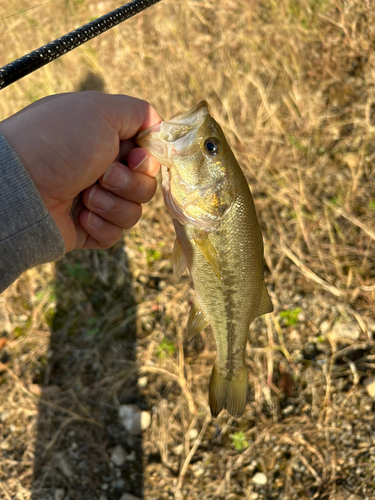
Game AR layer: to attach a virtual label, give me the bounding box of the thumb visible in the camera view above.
[94,93,162,140]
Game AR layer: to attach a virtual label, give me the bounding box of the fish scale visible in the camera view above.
[136,101,273,418]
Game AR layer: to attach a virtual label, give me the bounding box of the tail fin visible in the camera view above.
[209,362,248,418]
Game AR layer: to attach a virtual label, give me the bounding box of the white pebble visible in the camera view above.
[188,429,198,440]
[329,321,360,344]
[110,444,127,467]
[55,452,73,478]
[173,444,184,455]
[119,493,141,500]
[363,377,375,399]
[54,489,65,500]
[137,376,148,388]
[141,411,151,431]
[0,410,10,423]
[119,405,151,435]
[248,493,259,500]
[252,472,267,485]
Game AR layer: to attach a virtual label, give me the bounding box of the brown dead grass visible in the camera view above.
[1,0,375,499]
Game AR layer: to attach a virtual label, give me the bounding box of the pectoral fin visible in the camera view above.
[172,238,187,282]
[255,285,274,318]
[193,233,222,281]
[186,300,209,342]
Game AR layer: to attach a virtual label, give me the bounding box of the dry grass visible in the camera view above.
[1,0,375,499]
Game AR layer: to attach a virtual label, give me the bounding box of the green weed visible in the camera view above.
[86,317,101,337]
[279,308,302,326]
[230,431,249,452]
[146,248,162,265]
[157,338,176,358]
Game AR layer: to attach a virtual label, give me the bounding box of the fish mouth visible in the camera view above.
[136,101,210,160]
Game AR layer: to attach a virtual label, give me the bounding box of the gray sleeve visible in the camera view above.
[0,134,66,293]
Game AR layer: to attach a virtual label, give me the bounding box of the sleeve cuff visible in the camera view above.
[0,134,66,292]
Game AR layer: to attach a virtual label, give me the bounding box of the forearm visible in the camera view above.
[0,134,65,293]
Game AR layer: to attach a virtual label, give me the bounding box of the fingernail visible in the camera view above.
[87,211,103,227]
[132,155,148,171]
[103,163,128,188]
[89,185,115,210]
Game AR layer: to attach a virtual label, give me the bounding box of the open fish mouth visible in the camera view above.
[136,101,210,159]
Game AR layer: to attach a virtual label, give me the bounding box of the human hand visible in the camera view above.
[0,92,161,252]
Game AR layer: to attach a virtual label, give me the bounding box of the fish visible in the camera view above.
[136,101,273,418]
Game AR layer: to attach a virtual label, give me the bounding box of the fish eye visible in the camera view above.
[204,138,221,156]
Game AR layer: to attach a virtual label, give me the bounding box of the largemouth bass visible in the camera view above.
[136,101,273,418]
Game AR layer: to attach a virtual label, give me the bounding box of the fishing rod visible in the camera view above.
[0,0,162,90]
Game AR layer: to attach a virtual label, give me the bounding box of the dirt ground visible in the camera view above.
[1,1,375,499]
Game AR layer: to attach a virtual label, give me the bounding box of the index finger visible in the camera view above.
[127,147,160,178]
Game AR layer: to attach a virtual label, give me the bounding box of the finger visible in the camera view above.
[127,148,160,177]
[99,94,162,140]
[83,184,143,227]
[99,162,157,203]
[78,209,125,250]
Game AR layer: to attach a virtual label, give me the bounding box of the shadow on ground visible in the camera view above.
[31,244,144,500]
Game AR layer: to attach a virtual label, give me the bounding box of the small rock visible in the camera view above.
[138,274,148,284]
[192,461,204,477]
[0,410,10,422]
[188,428,198,440]
[248,494,259,500]
[363,377,375,399]
[54,489,65,500]
[289,329,300,342]
[114,478,126,491]
[119,405,151,435]
[173,444,184,455]
[125,450,136,462]
[137,376,148,388]
[119,494,141,500]
[28,384,43,396]
[320,320,331,334]
[332,487,362,500]
[252,472,267,485]
[101,483,109,491]
[141,411,151,431]
[55,452,73,478]
[282,405,294,416]
[329,321,360,344]
[194,467,204,477]
[99,495,108,500]
[110,445,127,467]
